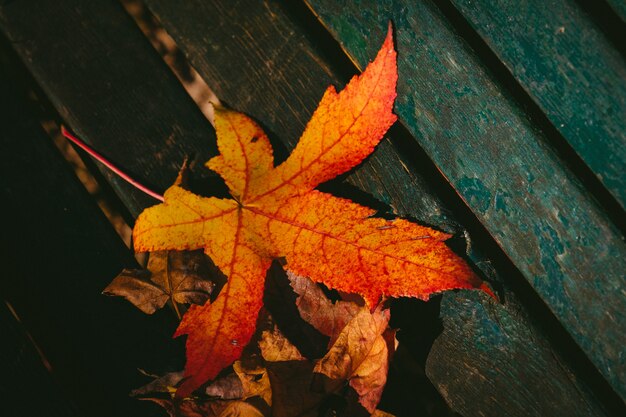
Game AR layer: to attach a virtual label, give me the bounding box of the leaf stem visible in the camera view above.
[60,126,164,201]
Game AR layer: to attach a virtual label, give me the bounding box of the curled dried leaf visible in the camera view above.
[104,251,215,315]
[288,272,360,346]
[205,373,244,400]
[314,308,392,413]
[131,371,257,417]
[233,360,272,407]
[259,326,304,362]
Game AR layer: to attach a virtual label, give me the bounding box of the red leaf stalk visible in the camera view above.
[60,126,164,201]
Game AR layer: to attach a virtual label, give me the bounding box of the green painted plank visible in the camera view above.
[447,0,626,209]
[305,0,626,402]
[142,1,613,415]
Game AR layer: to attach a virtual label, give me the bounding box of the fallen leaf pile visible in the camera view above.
[106,26,489,416]
[130,273,398,416]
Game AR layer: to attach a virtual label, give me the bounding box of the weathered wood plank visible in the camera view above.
[142,1,612,415]
[0,42,179,417]
[1,0,620,413]
[0,0,217,218]
[144,0,456,229]
[447,0,626,209]
[304,0,626,402]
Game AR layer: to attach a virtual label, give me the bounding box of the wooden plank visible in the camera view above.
[0,0,217,218]
[447,0,626,208]
[0,46,179,417]
[0,300,80,417]
[304,0,626,402]
[140,1,613,415]
[0,0,619,413]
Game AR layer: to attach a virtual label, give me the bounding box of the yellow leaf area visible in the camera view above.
[133,27,484,398]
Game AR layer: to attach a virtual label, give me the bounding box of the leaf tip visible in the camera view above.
[479,281,498,301]
[385,21,394,45]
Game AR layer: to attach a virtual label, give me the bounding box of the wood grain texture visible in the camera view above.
[304,0,626,403]
[142,1,611,415]
[144,0,456,229]
[0,56,178,416]
[0,0,620,413]
[427,292,607,417]
[0,0,217,218]
[448,0,626,208]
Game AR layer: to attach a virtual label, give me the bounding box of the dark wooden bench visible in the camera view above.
[0,0,623,416]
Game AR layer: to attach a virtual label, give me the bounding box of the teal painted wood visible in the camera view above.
[427,292,610,416]
[143,1,610,415]
[305,0,626,401]
[607,0,626,21]
[447,0,626,209]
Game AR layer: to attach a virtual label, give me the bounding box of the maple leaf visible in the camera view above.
[133,26,484,398]
[104,251,215,315]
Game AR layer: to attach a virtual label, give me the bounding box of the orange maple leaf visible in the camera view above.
[133,27,484,398]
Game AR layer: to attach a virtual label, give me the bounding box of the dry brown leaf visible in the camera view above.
[288,272,360,345]
[104,250,215,314]
[266,361,328,417]
[314,308,391,413]
[130,371,183,397]
[218,401,264,417]
[233,360,272,407]
[205,373,244,400]
[130,371,259,417]
[259,326,304,362]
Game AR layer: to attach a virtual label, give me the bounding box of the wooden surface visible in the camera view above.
[0,0,623,415]
[448,0,626,209]
[0,0,217,218]
[305,0,626,403]
[0,42,179,417]
[143,0,612,415]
